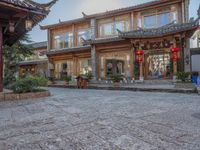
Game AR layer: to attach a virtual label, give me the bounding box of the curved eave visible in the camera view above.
[47,46,91,56]
[84,37,125,45]
[119,19,200,39]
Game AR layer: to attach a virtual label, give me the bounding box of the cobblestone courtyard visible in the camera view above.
[0,88,200,150]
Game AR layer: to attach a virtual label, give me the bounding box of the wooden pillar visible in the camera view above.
[0,26,3,92]
[173,39,177,75]
[91,45,98,80]
[72,24,76,47]
[130,12,134,30]
[139,62,143,80]
[139,45,144,81]
[130,46,134,78]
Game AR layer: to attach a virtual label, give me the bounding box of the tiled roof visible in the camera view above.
[19,59,48,66]
[118,18,200,39]
[83,37,124,45]
[1,0,58,45]
[47,45,91,56]
[1,0,58,13]
[31,41,47,49]
[84,0,176,19]
[41,0,178,29]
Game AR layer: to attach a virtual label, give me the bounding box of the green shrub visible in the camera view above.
[12,76,48,93]
[80,72,93,81]
[48,76,55,82]
[84,72,93,80]
[110,74,124,83]
[177,72,191,82]
[61,75,71,82]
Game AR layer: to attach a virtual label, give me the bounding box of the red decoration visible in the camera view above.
[171,47,180,62]
[135,50,144,64]
[171,47,180,53]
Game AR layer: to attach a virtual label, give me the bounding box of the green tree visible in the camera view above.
[3,34,34,87]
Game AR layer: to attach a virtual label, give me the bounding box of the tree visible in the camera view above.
[3,34,33,87]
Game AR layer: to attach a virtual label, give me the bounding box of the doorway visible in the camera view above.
[106,59,124,76]
[146,53,171,79]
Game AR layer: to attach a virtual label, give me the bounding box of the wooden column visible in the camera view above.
[139,45,144,81]
[173,38,177,75]
[130,46,134,78]
[139,62,143,81]
[0,26,3,92]
[91,45,98,80]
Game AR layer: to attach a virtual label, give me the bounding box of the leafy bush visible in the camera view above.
[134,61,139,78]
[48,76,55,82]
[12,76,48,93]
[110,74,124,83]
[84,72,93,80]
[177,72,191,82]
[79,72,93,81]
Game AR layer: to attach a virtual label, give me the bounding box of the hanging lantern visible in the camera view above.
[171,47,180,62]
[135,50,144,64]
[9,20,15,33]
[171,47,180,53]
[25,18,33,30]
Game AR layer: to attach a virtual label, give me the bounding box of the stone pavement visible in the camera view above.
[0,88,200,150]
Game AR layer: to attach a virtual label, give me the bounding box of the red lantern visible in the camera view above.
[135,50,144,64]
[171,47,180,62]
[135,50,144,55]
[171,47,180,53]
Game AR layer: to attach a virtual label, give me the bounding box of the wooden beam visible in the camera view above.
[0,25,3,92]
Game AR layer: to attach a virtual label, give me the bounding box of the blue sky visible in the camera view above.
[30,0,199,43]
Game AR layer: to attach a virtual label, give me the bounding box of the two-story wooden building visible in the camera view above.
[19,41,48,77]
[41,0,199,81]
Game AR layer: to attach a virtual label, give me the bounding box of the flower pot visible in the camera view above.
[48,81,53,85]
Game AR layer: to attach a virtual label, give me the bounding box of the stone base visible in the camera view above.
[175,82,195,89]
[173,75,177,82]
[0,91,50,101]
[139,76,144,82]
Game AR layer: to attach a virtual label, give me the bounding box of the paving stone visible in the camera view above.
[0,87,199,150]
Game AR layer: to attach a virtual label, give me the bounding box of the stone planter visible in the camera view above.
[0,90,50,101]
[175,82,195,89]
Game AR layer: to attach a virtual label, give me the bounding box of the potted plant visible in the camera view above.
[110,74,123,86]
[175,72,194,89]
[61,75,71,85]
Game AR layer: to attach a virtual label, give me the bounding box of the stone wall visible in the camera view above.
[0,91,50,101]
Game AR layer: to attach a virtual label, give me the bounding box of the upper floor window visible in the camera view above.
[77,29,90,46]
[143,12,177,28]
[99,20,129,37]
[115,20,129,32]
[53,32,73,49]
[198,34,200,48]
[100,23,113,37]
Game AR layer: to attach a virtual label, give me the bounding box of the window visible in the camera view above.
[53,32,73,49]
[157,12,171,27]
[115,20,129,32]
[197,34,200,48]
[143,11,177,28]
[144,15,157,28]
[77,29,90,46]
[99,20,129,37]
[100,23,113,37]
[80,59,92,74]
